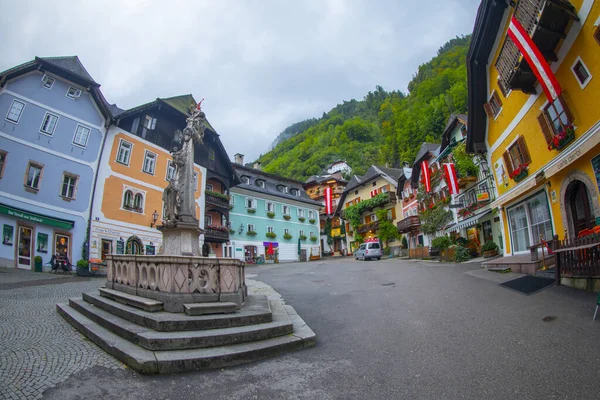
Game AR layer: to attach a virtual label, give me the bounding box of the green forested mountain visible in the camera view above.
[258,35,470,180]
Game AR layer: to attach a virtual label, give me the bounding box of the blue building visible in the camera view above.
[0,56,111,269]
[228,154,322,262]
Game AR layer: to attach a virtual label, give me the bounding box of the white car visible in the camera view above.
[354,242,382,261]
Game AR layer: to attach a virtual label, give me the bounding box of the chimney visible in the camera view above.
[253,161,261,170]
[234,153,244,165]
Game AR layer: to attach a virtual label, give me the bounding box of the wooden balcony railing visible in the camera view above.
[495,0,579,94]
[397,216,421,233]
[205,192,230,210]
[204,227,229,242]
[357,221,379,234]
[555,233,600,284]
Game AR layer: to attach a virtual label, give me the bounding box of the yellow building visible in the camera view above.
[337,166,403,253]
[467,0,600,256]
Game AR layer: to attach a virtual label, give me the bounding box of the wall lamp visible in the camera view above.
[238,224,244,235]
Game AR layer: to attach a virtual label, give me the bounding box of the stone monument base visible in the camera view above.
[158,223,203,256]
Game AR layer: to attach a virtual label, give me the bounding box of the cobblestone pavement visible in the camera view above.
[0,273,123,400]
[0,269,282,400]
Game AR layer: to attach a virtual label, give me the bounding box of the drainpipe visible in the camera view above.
[86,111,113,260]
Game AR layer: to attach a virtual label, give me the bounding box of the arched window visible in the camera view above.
[123,190,133,209]
[133,193,143,211]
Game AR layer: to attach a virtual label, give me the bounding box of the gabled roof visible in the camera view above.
[304,173,347,187]
[440,113,468,150]
[232,164,321,206]
[411,143,441,188]
[0,55,111,120]
[38,56,98,85]
[413,143,441,165]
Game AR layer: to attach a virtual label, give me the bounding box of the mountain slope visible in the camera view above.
[258,35,470,180]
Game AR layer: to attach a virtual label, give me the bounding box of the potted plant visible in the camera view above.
[298,217,306,222]
[34,255,43,272]
[309,219,316,224]
[247,208,256,214]
[76,259,89,276]
[482,240,499,258]
[283,215,291,220]
[299,234,307,240]
[266,232,277,239]
[309,236,317,242]
[267,211,275,218]
[283,233,293,240]
[246,230,257,236]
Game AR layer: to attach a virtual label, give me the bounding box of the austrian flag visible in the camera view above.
[324,186,333,215]
[443,163,459,195]
[421,160,431,193]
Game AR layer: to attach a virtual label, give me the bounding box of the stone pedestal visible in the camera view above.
[158,222,203,256]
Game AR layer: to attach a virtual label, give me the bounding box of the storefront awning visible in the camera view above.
[446,209,492,233]
[0,203,75,230]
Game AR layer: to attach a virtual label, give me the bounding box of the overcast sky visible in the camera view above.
[0,0,480,162]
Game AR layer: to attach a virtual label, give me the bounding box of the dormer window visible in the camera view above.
[256,179,265,188]
[277,185,288,193]
[241,175,250,185]
[290,188,298,196]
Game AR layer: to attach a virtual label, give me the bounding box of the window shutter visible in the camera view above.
[594,26,600,45]
[537,112,554,145]
[365,215,372,223]
[386,184,391,192]
[497,78,508,97]
[503,151,514,176]
[517,136,532,164]
[483,103,494,117]
[492,91,503,107]
[391,207,396,220]
[558,93,574,124]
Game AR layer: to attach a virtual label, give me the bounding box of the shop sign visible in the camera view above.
[263,242,279,247]
[331,228,341,237]
[476,192,490,202]
[145,245,156,255]
[0,204,74,230]
[116,240,125,255]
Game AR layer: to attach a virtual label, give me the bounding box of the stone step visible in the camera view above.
[488,267,511,273]
[184,302,238,316]
[56,301,316,374]
[69,297,292,351]
[83,292,271,332]
[99,287,163,312]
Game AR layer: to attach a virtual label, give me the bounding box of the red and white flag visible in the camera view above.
[443,163,459,195]
[421,160,431,193]
[370,189,378,198]
[324,187,333,215]
[507,16,562,101]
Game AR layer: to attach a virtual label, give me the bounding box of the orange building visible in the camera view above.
[89,95,237,260]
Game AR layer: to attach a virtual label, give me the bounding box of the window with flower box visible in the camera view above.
[503,137,531,181]
[537,94,574,151]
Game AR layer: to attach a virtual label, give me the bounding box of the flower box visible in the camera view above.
[267,212,275,218]
[309,236,317,242]
[299,235,307,240]
[309,219,316,224]
[247,208,256,214]
[509,163,530,183]
[283,233,293,240]
[298,217,306,222]
[246,231,257,236]
[283,215,291,220]
[266,232,277,239]
[548,126,575,151]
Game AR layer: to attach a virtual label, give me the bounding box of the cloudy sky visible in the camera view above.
[0,0,480,162]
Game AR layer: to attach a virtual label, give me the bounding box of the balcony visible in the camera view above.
[455,175,497,221]
[341,192,396,218]
[204,226,229,243]
[205,191,230,210]
[495,0,579,94]
[357,221,379,234]
[397,216,421,233]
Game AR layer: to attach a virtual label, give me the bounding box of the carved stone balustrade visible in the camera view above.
[105,255,246,312]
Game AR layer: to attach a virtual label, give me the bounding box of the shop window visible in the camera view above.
[483,91,502,119]
[24,161,43,191]
[502,137,531,176]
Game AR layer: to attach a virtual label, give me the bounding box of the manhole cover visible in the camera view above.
[542,316,557,322]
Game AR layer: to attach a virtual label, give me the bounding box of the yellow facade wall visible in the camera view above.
[103,132,203,222]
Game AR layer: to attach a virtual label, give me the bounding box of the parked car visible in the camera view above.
[354,242,382,261]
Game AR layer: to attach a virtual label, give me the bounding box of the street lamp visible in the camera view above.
[150,210,159,227]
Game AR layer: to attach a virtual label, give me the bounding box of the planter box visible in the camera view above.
[483,249,498,258]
